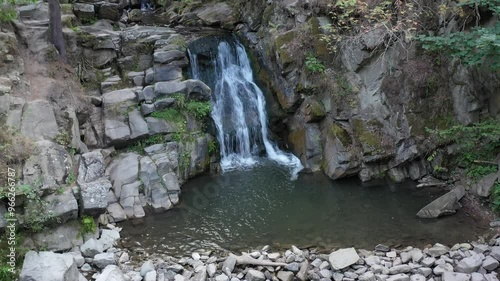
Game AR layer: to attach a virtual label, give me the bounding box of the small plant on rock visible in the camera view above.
[79,216,96,237]
[305,55,325,74]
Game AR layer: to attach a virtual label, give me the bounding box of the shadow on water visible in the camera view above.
[120,161,488,256]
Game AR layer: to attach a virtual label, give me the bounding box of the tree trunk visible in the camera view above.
[48,0,67,62]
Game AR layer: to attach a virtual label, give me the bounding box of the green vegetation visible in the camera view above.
[127,134,166,154]
[491,182,500,213]
[186,101,211,120]
[20,184,53,233]
[0,231,26,279]
[427,119,500,180]
[1,0,37,23]
[418,0,500,71]
[208,140,218,156]
[55,130,71,147]
[305,55,325,73]
[151,108,186,125]
[65,171,76,186]
[79,216,96,237]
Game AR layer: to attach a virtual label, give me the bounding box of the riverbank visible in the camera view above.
[19,222,500,281]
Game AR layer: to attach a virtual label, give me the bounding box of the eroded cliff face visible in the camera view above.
[223,0,500,182]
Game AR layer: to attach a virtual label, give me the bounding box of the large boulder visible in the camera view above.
[23,141,72,193]
[474,172,500,197]
[140,156,172,212]
[128,109,149,140]
[417,186,465,219]
[20,100,58,141]
[77,151,106,184]
[32,222,83,252]
[193,3,238,29]
[80,178,112,215]
[329,248,360,270]
[104,119,131,146]
[20,251,79,281]
[44,190,79,223]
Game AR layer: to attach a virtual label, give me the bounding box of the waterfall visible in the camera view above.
[189,39,303,179]
[187,49,201,80]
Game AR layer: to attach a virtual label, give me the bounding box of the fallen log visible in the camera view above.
[232,254,287,267]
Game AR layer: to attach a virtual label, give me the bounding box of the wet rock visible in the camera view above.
[417,186,465,218]
[20,251,79,281]
[329,248,360,270]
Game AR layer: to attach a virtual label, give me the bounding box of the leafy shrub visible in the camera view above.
[427,119,500,179]
[208,140,218,156]
[79,216,96,237]
[490,182,500,213]
[418,0,500,71]
[305,55,325,73]
[185,101,211,120]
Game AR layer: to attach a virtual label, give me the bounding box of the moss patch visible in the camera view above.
[330,123,352,146]
[352,119,383,153]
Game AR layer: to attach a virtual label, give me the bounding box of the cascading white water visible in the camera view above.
[187,49,200,80]
[190,40,303,179]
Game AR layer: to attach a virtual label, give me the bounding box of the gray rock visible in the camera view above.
[73,3,95,21]
[428,244,450,257]
[78,151,106,184]
[329,248,360,270]
[490,247,500,261]
[207,263,216,277]
[278,271,294,281]
[215,274,229,281]
[104,119,131,145]
[400,252,412,264]
[482,256,499,271]
[387,274,410,281]
[119,181,145,219]
[102,88,137,109]
[20,251,79,281]
[421,257,436,267]
[443,272,472,281]
[81,263,92,272]
[145,271,157,281]
[143,85,155,102]
[375,244,391,252]
[146,117,177,134]
[417,186,465,218]
[185,79,211,101]
[154,65,182,82]
[433,263,454,275]
[410,274,426,281]
[365,256,381,266]
[93,252,115,269]
[417,267,432,277]
[32,223,82,252]
[285,262,300,272]
[154,50,186,64]
[80,178,112,215]
[411,249,424,263]
[389,265,411,274]
[44,190,78,223]
[222,255,236,275]
[472,273,487,281]
[246,269,265,281]
[98,3,120,21]
[475,172,500,197]
[129,109,149,140]
[456,254,483,273]
[23,141,71,192]
[154,81,187,97]
[80,238,104,257]
[100,229,120,250]
[360,272,376,281]
[107,203,127,222]
[140,260,155,276]
[192,2,237,28]
[96,265,128,281]
[154,98,176,111]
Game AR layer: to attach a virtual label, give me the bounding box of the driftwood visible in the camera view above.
[232,254,287,267]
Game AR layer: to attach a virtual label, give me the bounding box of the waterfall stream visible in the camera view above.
[189,39,303,178]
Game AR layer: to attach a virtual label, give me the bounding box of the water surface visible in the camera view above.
[120,161,487,256]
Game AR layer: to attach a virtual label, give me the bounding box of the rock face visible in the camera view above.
[20,100,59,141]
[20,251,79,281]
[417,186,465,219]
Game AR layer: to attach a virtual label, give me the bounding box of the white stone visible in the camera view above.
[329,248,360,270]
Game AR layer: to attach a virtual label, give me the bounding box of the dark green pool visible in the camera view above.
[120,160,488,256]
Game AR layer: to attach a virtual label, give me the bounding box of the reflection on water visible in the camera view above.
[120,160,488,256]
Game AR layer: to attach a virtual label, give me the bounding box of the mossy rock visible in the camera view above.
[352,118,383,154]
[308,17,330,57]
[330,123,352,147]
[274,30,298,69]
